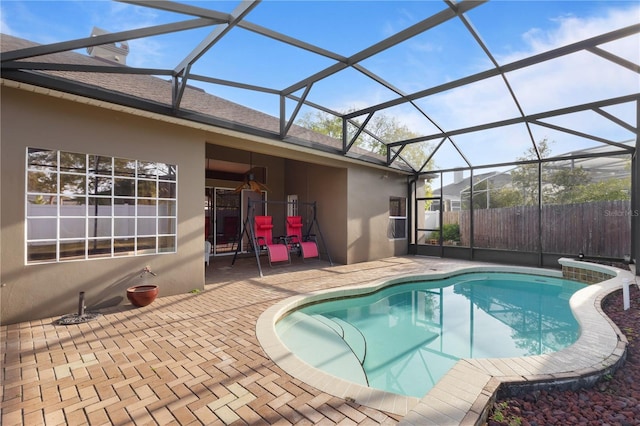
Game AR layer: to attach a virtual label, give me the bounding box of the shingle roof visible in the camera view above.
[1,34,354,156]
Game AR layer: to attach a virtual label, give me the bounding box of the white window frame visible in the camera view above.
[25,148,178,264]
[388,196,407,240]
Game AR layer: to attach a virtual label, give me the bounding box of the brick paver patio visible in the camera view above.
[2,255,463,425]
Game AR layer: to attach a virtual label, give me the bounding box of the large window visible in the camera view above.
[388,196,407,239]
[26,148,177,264]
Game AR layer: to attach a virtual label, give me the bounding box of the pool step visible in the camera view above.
[311,314,344,336]
[277,312,368,386]
[329,317,367,365]
[311,315,367,365]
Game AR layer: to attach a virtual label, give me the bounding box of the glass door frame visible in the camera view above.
[209,187,267,256]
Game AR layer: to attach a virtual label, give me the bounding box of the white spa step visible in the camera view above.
[329,316,366,365]
[277,311,368,386]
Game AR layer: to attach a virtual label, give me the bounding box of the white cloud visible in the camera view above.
[406,3,640,164]
[0,7,14,36]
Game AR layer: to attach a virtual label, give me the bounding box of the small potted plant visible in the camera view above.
[127,266,158,307]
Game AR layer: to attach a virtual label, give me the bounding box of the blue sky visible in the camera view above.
[2,1,639,170]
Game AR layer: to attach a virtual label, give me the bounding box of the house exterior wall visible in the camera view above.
[347,166,409,264]
[285,160,348,264]
[1,86,205,324]
[1,82,412,323]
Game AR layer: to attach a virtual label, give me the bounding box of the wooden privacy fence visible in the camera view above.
[442,200,632,258]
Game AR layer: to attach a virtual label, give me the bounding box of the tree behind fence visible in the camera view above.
[443,200,631,258]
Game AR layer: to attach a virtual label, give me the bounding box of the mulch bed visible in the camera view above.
[488,281,640,426]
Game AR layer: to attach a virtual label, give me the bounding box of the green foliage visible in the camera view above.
[431,223,460,242]
[296,109,434,172]
[508,138,552,206]
[466,139,631,208]
[296,111,343,139]
[490,401,523,426]
[570,178,631,202]
[423,181,434,210]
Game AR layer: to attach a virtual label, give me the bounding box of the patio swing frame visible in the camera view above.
[231,199,333,277]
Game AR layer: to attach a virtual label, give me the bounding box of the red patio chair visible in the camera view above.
[254,216,290,266]
[286,216,319,260]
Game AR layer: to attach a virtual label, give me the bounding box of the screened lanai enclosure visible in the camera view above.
[2,0,639,271]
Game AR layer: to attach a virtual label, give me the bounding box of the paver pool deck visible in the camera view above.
[1,256,634,425]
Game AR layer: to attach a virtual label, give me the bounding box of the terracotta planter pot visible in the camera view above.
[126,285,159,307]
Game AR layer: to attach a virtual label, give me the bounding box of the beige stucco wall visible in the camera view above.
[285,160,348,264]
[347,166,409,263]
[1,81,412,323]
[285,160,408,264]
[1,86,205,324]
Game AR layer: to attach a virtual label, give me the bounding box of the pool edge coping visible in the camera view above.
[255,263,635,424]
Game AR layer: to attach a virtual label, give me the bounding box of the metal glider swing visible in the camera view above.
[231,200,333,277]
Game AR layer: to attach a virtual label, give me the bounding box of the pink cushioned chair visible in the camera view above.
[286,216,319,260]
[254,216,290,266]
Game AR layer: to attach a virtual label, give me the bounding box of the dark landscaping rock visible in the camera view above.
[488,283,640,425]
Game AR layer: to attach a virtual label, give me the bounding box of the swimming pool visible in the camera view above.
[275,272,585,398]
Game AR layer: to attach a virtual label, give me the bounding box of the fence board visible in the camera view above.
[440,200,631,257]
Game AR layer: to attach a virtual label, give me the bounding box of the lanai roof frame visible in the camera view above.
[0,0,636,175]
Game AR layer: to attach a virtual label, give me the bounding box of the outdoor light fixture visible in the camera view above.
[233,173,269,194]
[578,252,585,260]
[233,152,269,194]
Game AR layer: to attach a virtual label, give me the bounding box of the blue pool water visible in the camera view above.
[276,272,586,398]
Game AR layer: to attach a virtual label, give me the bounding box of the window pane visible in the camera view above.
[114,178,135,196]
[138,161,157,179]
[27,195,57,216]
[60,152,86,173]
[137,199,156,216]
[88,218,112,238]
[138,180,156,198]
[28,148,57,170]
[388,218,406,239]
[59,240,85,260]
[390,197,406,216]
[158,200,176,216]
[158,163,177,181]
[88,155,112,174]
[137,218,156,235]
[28,171,57,193]
[27,218,56,239]
[60,218,85,238]
[114,238,134,256]
[60,196,86,216]
[158,181,176,199]
[88,176,112,195]
[158,235,176,252]
[137,237,156,254]
[158,218,176,234]
[114,218,135,236]
[60,174,86,195]
[114,158,136,177]
[114,198,135,216]
[88,197,112,216]
[88,239,112,258]
[27,241,57,263]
